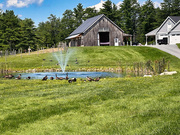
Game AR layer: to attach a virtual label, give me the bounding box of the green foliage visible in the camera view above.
[119,0,140,41]
[137,0,156,43]
[73,3,84,28]
[176,43,180,49]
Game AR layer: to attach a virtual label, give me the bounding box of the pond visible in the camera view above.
[17,72,123,80]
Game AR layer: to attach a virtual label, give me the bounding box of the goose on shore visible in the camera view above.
[50,77,54,80]
[42,75,48,81]
[86,76,94,82]
[3,74,14,79]
[15,74,21,80]
[26,76,31,80]
[94,77,101,82]
[68,78,76,83]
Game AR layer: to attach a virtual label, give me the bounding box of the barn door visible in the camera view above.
[114,38,119,46]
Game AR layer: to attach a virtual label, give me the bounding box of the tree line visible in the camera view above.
[0,0,180,51]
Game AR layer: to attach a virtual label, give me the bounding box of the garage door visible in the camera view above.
[170,34,180,44]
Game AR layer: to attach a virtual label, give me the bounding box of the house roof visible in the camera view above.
[169,16,180,23]
[145,28,159,36]
[168,20,180,33]
[66,14,124,39]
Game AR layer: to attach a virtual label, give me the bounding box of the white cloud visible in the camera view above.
[154,1,161,8]
[116,1,122,9]
[90,0,123,11]
[0,3,3,8]
[89,0,105,11]
[18,14,22,18]
[6,0,44,8]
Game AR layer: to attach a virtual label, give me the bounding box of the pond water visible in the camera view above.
[18,72,122,80]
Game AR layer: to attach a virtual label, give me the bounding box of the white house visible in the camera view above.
[145,16,180,45]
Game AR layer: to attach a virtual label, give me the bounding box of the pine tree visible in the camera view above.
[60,10,75,41]
[137,0,156,43]
[119,0,140,41]
[0,10,21,51]
[73,3,84,28]
[83,7,98,21]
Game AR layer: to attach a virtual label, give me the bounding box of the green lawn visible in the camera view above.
[0,46,180,134]
[1,46,179,71]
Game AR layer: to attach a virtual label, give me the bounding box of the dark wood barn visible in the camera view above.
[66,14,131,47]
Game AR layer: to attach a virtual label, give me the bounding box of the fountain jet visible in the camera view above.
[53,46,73,73]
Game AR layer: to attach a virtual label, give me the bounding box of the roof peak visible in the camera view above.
[169,16,180,23]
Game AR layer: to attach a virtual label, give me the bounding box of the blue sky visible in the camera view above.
[0,0,163,27]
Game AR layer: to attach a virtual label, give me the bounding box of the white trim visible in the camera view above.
[65,34,80,39]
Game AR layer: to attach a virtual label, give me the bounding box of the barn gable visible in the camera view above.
[66,14,129,47]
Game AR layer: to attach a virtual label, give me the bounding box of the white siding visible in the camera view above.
[158,19,175,33]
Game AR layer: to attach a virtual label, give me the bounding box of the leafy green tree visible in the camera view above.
[170,0,180,16]
[19,18,37,51]
[36,14,61,48]
[83,7,98,21]
[99,0,120,26]
[100,0,113,18]
[73,3,84,28]
[0,10,21,51]
[137,0,156,43]
[119,0,140,41]
[36,22,51,48]
[47,14,61,46]
[60,10,75,41]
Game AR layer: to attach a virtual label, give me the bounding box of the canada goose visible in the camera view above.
[42,75,48,81]
[68,78,76,83]
[50,77,54,80]
[3,75,9,79]
[55,74,64,80]
[55,74,60,80]
[59,77,64,80]
[15,74,21,80]
[86,76,94,82]
[65,73,69,80]
[8,74,14,79]
[26,76,31,80]
[94,77,101,82]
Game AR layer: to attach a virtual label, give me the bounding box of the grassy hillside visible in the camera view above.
[0,46,179,134]
[0,46,179,71]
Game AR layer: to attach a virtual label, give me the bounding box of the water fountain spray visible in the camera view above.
[53,44,74,73]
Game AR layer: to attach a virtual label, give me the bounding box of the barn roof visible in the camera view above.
[66,14,124,39]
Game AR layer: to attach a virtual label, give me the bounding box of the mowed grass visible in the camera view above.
[0,46,180,134]
[1,46,179,71]
[0,75,179,134]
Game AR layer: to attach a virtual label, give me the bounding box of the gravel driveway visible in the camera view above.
[148,45,180,59]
